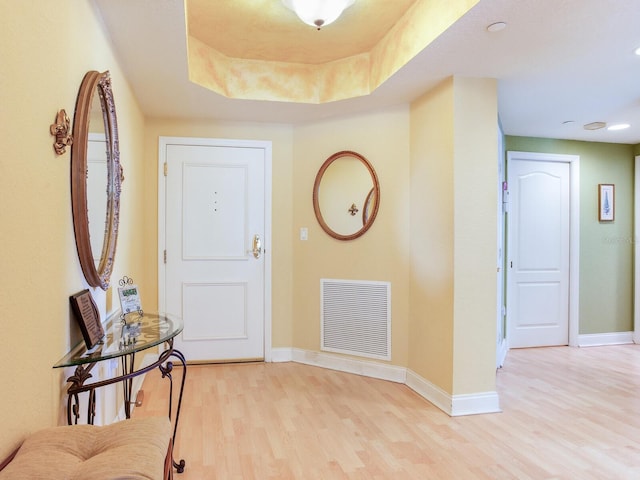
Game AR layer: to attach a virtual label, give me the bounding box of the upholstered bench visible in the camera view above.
[0,416,172,480]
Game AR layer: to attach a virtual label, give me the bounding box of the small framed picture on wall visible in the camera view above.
[598,184,615,222]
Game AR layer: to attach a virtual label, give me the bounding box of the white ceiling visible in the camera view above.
[93,0,640,144]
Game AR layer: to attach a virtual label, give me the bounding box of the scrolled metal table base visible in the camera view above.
[65,340,187,474]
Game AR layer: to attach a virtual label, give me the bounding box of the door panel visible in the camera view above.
[182,282,247,340]
[183,163,246,258]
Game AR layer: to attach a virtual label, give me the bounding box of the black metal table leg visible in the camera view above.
[159,348,187,473]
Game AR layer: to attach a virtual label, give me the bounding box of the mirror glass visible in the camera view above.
[87,92,109,266]
[71,70,122,290]
[313,151,380,240]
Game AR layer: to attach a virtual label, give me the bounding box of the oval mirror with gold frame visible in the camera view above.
[71,70,122,290]
[312,150,380,241]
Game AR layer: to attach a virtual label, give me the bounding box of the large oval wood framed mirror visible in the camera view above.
[312,150,380,241]
[71,70,122,290]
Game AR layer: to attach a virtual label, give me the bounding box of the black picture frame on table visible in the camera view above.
[70,289,104,349]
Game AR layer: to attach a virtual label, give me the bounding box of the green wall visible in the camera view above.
[505,136,635,335]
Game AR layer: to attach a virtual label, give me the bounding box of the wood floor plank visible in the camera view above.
[134,345,640,479]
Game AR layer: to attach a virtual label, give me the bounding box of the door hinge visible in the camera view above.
[164,250,167,264]
[164,162,168,177]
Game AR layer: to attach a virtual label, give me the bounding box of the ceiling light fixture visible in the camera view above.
[282,0,355,30]
[635,46,640,56]
[583,121,606,130]
[486,22,507,33]
[607,123,630,131]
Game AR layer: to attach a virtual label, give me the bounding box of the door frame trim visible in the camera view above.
[506,151,580,347]
[496,123,507,368]
[157,136,273,361]
[634,156,640,344]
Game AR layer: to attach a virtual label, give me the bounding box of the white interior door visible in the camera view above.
[159,138,271,362]
[507,154,571,348]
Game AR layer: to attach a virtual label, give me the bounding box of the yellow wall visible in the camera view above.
[451,77,498,395]
[292,106,412,365]
[409,79,456,390]
[0,0,145,458]
[145,107,411,365]
[409,77,498,395]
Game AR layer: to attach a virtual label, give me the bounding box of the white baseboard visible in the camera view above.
[405,369,452,413]
[405,369,501,416]
[450,391,501,416]
[277,348,500,416]
[271,347,294,363]
[291,348,406,383]
[578,331,634,347]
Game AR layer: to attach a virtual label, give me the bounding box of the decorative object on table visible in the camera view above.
[118,276,143,319]
[598,184,615,222]
[119,322,141,348]
[69,289,104,349]
[50,109,73,155]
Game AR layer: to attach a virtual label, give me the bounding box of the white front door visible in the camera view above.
[507,153,571,348]
[159,137,271,362]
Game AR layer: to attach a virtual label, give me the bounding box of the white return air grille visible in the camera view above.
[321,279,391,361]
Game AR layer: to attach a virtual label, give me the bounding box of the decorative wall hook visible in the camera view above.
[348,203,359,216]
[50,109,73,155]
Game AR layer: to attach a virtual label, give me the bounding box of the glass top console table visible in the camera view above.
[53,312,187,473]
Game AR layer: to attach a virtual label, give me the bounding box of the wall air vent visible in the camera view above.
[320,279,391,361]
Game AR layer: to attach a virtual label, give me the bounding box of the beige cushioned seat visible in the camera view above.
[0,416,171,480]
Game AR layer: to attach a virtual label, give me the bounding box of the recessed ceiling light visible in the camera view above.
[487,22,507,33]
[607,123,630,131]
[635,46,640,56]
[583,122,606,130]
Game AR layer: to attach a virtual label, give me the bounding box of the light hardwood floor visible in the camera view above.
[134,345,640,479]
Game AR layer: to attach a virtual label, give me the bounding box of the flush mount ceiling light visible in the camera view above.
[282,0,355,30]
[583,121,607,130]
[486,21,507,33]
[607,123,630,131]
